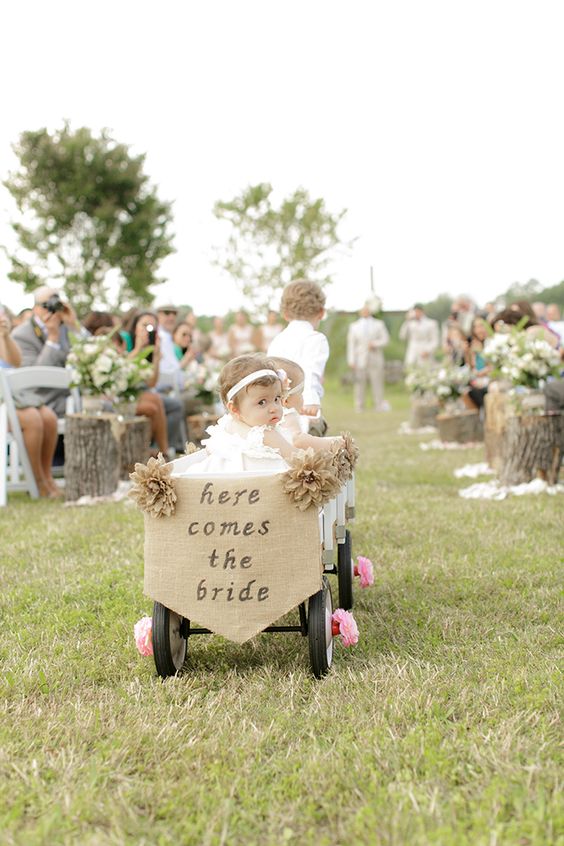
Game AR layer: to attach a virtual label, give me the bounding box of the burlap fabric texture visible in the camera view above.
[144,472,322,643]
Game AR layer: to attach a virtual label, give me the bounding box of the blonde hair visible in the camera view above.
[269,356,304,392]
[218,354,280,406]
[281,280,326,320]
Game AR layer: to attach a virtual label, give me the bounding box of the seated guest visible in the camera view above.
[12,308,32,328]
[443,324,469,367]
[127,311,186,454]
[545,376,564,412]
[546,304,564,344]
[463,317,491,410]
[173,321,197,369]
[10,286,86,416]
[94,322,171,458]
[82,310,119,335]
[208,316,230,362]
[185,310,203,353]
[0,309,62,498]
[493,306,559,347]
[255,310,283,352]
[155,304,181,387]
[228,310,255,356]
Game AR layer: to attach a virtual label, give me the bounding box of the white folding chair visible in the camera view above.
[0,366,80,506]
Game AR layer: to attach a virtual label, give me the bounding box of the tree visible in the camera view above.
[499,279,542,303]
[213,183,351,312]
[534,280,564,309]
[3,124,174,313]
[421,293,454,323]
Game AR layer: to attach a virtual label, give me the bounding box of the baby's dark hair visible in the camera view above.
[218,354,281,406]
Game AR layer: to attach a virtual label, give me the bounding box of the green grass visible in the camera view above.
[1,384,562,846]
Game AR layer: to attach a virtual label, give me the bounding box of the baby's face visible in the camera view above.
[231,381,283,428]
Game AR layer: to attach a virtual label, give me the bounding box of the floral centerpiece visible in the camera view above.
[67,336,127,399]
[406,364,470,406]
[184,358,221,407]
[118,352,153,401]
[483,331,560,389]
[482,329,561,413]
[404,366,438,398]
[67,335,153,413]
[431,364,471,403]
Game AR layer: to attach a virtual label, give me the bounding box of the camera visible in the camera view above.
[146,323,156,346]
[43,294,65,314]
[145,323,156,362]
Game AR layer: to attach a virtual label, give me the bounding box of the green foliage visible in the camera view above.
[421,292,453,323]
[501,278,542,303]
[529,279,564,309]
[4,124,175,314]
[213,183,351,313]
[494,279,564,310]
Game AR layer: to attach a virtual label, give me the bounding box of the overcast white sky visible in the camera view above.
[1,0,563,316]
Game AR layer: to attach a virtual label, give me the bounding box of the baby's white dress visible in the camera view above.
[181,414,289,474]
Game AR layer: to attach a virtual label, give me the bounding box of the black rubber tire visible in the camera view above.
[152,601,187,678]
[308,576,334,678]
[337,529,354,610]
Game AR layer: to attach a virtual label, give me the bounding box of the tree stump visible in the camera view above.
[187,411,220,446]
[64,413,151,500]
[484,392,509,472]
[65,415,121,500]
[119,416,151,479]
[498,412,564,486]
[437,410,483,443]
[409,398,439,428]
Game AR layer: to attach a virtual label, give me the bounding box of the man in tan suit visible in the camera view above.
[398,304,439,367]
[347,304,390,412]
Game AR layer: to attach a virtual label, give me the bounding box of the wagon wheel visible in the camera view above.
[308,576,334,678]
[337,529,354,611]
[152,601,187,678]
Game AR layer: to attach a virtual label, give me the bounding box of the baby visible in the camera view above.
[182,354,301,474]
[270,356,342,452]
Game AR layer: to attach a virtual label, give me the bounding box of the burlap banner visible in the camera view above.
[144,473,322,643]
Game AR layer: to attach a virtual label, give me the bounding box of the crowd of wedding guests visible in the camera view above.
[2,284,563,498]
[0,289,285,496]
[398,296,564,411]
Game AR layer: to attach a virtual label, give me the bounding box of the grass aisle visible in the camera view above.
[1,385,562,846]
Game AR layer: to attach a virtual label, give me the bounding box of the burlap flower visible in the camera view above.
[283,448,342,511]
[340,431,360,470]
[185,441,201,454]
[128,454,177,518]
[330,440,353,484]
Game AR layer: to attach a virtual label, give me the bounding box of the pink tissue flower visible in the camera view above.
[331,608,359,647]
[354,556,374,589]
[134,616,153,656]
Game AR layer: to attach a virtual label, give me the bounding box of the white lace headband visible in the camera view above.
[226,369,284,402]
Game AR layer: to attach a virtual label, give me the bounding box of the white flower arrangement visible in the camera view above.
[119,352,153,401]
[404,366,438,397]
[184,358,221,403]
[483,330,560,389]
[67,335,152,400]
[405,364,470,402]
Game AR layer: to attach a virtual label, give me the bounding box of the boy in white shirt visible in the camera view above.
[267,279,329,435]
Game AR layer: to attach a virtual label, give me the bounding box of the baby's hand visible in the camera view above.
[301,404,320,417]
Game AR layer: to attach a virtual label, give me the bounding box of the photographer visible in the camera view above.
[10,286,86,416]
[124,310,186,455]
